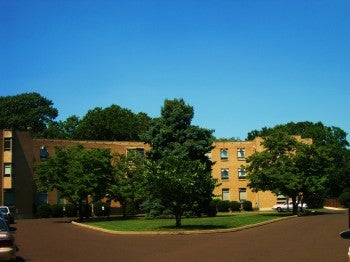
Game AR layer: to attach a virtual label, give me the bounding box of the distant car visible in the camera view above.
[0,207,14,225]
[0,217,16,261]
[272,201,308,212]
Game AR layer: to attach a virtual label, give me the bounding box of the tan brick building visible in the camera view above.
[212,136,312,210]
[1,129,312,217]
[0,129,150,218]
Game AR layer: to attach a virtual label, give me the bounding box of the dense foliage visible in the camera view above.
[35,145,114,220]
[0,93,58,135]
[245,130,331,214]
[107,152,146,218]
[141,99,217,227]
[247,121,349,197]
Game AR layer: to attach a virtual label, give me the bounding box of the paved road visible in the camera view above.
[13,210,350,262]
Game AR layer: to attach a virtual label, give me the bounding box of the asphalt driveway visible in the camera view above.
[13,210,350,262]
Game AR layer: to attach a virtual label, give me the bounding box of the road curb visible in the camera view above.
[71,215,297,235]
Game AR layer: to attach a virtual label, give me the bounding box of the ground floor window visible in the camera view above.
[38,193,48,205]
[222,188,230,201]
[239,188,247,203]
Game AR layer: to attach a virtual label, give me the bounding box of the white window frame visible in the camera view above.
[237,148,245,160]
[4,163,12,177]
[238,168,246,179]
[4,138,12,151]
[239,188,247,203]
[222,188,230,201]
[221,168,229,180]
[220,149,228,160]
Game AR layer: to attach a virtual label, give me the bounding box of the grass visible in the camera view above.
[82,212,293,232]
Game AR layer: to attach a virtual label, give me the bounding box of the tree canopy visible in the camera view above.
[141,99,217,227]
[0,92,58,135]
[72,105,151,141]
[245,131,330,213]
[247,121,349,197]
[107,151,146,217]
[35,144,113,220]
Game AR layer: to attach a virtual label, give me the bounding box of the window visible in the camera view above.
[238,168,246,179]
[239,188,247,203]
[221,168,229,180]
[237,148,245,160]
[126,148,145,158]
[222,189,230,201]
[40,146,49,160]
[4,163,12,177]
[220,149,228,160]
[38,193,48,205]
[4,138,12,151]
[4,190,14,206]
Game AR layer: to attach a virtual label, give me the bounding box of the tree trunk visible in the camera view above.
[175,204,182,227]
[291,196,298,215]
[78,199,84,221]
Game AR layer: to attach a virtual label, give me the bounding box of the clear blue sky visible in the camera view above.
[1,0,349,140]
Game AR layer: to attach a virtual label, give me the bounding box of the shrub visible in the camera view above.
[216,200,230,212]
[51,204,64,218]
[93,201,110,216]
[37,204,51,218]
[125,202,136,217]
[242,200,253,211]
[339,191,350,207]
[207,200,217,217]
[230,201,241,212]
[64,204,77,217]
[303,194,325,209]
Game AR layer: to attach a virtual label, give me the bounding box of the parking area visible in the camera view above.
[12,210,350,261]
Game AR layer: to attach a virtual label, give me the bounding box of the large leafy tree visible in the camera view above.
[35,145,113,220]
[245,131,330,214]
[42,115,81,139]
[0,92,58,135]
[74,105,151,141]
[141,99,217,227]
[107,151,146,217]
[247,121,349,196]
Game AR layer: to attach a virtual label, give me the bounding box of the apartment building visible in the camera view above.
[212,137,312,210]
[0,129,150,218]
[1,129,312,217]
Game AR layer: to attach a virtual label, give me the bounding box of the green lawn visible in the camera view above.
[82,212,293,232]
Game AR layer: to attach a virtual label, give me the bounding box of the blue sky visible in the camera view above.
[1,0,349,140]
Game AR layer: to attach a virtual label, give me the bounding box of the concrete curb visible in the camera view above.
[71,215,297,235]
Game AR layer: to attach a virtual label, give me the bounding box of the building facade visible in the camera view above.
[212,137,312,210]
[0,130,150,218]
[1,129,312,217]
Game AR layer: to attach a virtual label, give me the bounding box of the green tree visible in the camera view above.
[245,131,329,214]
[247,121,349,197]
[35,144,113,220]
[0,92,58,135]
[74,105,151,141]
[107,151,146,217]
[141,99,217,227]
[42,115,81,139]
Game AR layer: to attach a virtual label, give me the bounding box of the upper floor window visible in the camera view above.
[221,168,229,180]
[4,163,12,177]
[237,148,245,160]
[220,149,228,160]
[4,138,12,151]
[238,168,246,179]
